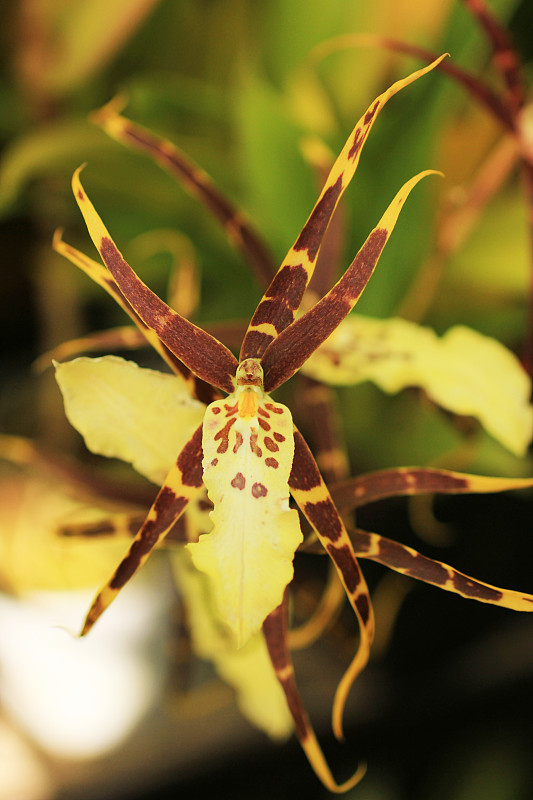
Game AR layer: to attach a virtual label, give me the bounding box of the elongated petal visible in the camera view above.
[312,34,514,130]
[92,101,276,287]
[240,55,446,362]
[172,550,293,739]
[54,231,191,381]
[351,528,533,611]
[289,430,374,740]
[72,168,238,393]
[55,356,205,485]
[263,594,366,793]
[262,170,439,392]
[36,326,146,371]
[289,566,345,650]
[188,395,302,647]
[302,316,533,455]
[331,466,533,513]
[81,424,204,635]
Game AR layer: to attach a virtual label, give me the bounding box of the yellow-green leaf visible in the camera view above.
[172,550,293,740]
[303,315,533,456]
[55,356,205,484]
[188,390,303,647]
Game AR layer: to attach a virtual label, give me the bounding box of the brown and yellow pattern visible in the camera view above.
[239,55,446,363]
[52,51,533,792]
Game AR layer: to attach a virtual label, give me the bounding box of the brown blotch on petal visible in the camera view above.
[258,407,270,418]
[251,299,294,333]
[452,571,504,602]
[378,538,449,585]
[264,436,279,452]
[241,329,275,359]
[212,407,221,415]
[265,457,279,468]
[348,129,363,160]
[264,403,284,414]
[215,417,237,454]
[289,431,321,491]
[231,472,246,490]
[252,482,268,498]
[250,433,263,457]
[364,100,379,125]
[258,417,271,431]
[273,432,286,443]
[233,431,244,453]
[304,498,343,542]
[326,543,362,596]
[177,425,204,486]
[265,264,308,310]
[293,175,344,261]
[111,488,188,589]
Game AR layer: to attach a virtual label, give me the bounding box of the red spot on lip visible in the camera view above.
[231,472,246,490]
[265,457,278,468]
[252,482,268,498]
[77,190,85,200]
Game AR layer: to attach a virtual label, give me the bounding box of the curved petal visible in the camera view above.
[55,356,205,485]
[240,56,446,362]
[72,168,238,394]
[262,170,440,392]
[289,429,374,740]
[92,100,276,287]
[263,594,366,793]
[303,316,533,455]
[351,527,533,611]
[330,466,533,513]
[81,425,204,635]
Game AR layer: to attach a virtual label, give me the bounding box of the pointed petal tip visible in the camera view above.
[90,93,129,126]
[52,227,64,249]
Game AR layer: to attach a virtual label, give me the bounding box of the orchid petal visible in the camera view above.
[71,169,238,394]
[92,100,276,287]
[289,430,374,740]
[303,316,533,455]
[188,394,302,647]
[172,550,293,739]
[55,356,204,485]
[262,170,440,392]
[351,528,533,611]
[81,425,204,635]
[240,55,446,362]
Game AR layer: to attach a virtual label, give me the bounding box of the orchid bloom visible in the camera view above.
[52,54,533,792]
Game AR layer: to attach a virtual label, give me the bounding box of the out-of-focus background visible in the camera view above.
[1,1,533,798]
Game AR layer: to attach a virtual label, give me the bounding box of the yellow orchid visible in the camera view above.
[52,53,533,793]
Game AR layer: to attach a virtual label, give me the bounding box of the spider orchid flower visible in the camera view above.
[52,54,533,791]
